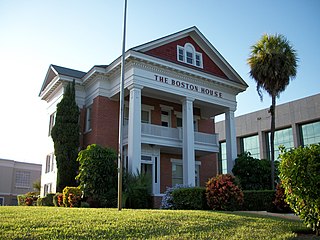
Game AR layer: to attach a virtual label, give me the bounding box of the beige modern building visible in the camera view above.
[216,93,320,173]
[0,159,41,205]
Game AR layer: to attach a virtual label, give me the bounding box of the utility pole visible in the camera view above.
[117,0,127,211]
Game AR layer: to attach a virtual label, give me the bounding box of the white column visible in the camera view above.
[127,84,143,174]
[225,109,237,173]
[182,97,195,186]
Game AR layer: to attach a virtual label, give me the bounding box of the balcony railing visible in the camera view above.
[123,123,219,152]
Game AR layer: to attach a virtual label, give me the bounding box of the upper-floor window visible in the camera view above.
[48,112,56,136]
[177,43,203,68]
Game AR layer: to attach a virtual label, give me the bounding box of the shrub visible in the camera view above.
[206,174,244,211]
[62,187,82,207]
[76,144,118,208]
[161,184,187,209]
[172,187,209,210]
[18,192,39,206]
[123,171,151,209]
[279,144,320,236]
[37,193,55,206]
[232,152,277,190]
[272,183,292,213]
[241,190,275,211]
[53,193,63,207]
[17,195,26,206]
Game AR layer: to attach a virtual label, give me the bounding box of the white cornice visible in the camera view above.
[127,51,247,93]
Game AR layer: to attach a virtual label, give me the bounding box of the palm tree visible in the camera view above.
[247,34,298,190]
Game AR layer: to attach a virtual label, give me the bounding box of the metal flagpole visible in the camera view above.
[117,0,127,211]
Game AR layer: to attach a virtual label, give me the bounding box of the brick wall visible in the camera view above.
[83,96,119,150]
[145,36,227,79]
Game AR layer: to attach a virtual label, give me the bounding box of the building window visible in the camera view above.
[219,142,227,174]
[85,105,92,132]
[45,155,51,173]
[171,160,200,187]
[161,110,171,127]
[177,43,203,68]
[267,128,294,160]
[51,154,55,172]
[240,135,260,159]
[300,121,320,146]
[141,110,150,124]
[48,112,56,136]
[44,183,52,195]
[178,46,184,62]
[16,171,30,188]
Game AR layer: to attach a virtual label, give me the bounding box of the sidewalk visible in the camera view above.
[238,211,300,221]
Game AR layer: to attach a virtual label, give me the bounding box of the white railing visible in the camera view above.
[123,123,218,150]
[141,123,180,140]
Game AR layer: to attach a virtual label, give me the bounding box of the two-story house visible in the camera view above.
[39,26,248,205]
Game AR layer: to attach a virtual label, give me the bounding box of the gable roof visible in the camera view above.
[132,26,248,87]
[51,64,86,78]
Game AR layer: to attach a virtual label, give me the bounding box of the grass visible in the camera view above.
[0,206,312,239]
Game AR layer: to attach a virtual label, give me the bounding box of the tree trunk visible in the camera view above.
[270,94,276,190]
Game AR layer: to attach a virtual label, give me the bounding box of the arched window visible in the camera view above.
[177,43,203,68]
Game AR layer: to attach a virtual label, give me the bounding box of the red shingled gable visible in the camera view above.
[145,36,227,79]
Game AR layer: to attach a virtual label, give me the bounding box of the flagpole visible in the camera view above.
[118,0,127,211]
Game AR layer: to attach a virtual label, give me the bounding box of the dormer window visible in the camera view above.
[177,43,203,68]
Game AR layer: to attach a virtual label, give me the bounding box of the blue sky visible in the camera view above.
[0,0,319,164]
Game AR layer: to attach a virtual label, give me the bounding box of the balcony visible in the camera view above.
[123,123,219,152]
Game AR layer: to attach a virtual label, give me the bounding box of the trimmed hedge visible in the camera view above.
[242,190,275,211]
[172,187,209,210]
[166,187,276,211]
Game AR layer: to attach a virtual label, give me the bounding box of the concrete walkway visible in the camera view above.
[237,211,300,221]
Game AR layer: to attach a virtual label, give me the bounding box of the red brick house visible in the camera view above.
[39,26,247,202]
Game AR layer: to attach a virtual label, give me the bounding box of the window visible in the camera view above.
[45,155,51,173]
[178,46,184,62]
[177,43,203,68]
[51,154,55,172]
[171,160,200,187]
[16,171,30,188]
[161,110,171,127]
[48,112,56,136]
[267,128,294,160]
[45,154,55,173]
[141,110,150,124]
[219,142,227,174]
[177,117,182,128]
[85,106,92,132]
[241,135,260,159]
[44,183,52,195]
[300,121,320,146]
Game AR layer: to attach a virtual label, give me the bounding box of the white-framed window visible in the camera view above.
[15,171,30,188]
[124,104,153,125]
[51,154,55,172]
[85,105,92,132]
[171,159,201,187]
[177,43,203,68]
[45,155,51,173]
[44,183,52,196]
[48,112,56,136]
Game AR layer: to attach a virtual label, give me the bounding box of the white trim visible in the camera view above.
[176,43,203,69]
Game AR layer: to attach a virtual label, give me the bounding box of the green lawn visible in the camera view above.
[0,206,310,239]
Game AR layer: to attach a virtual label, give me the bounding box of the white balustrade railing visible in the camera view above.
[123,123,218,148]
